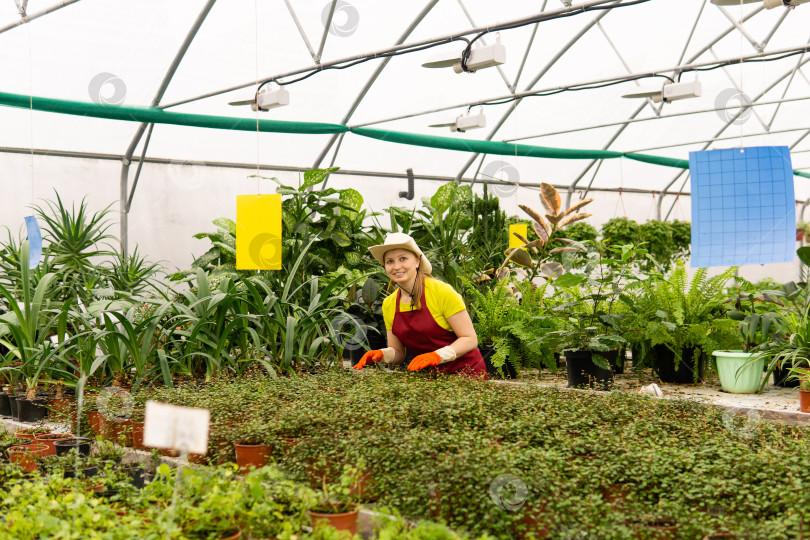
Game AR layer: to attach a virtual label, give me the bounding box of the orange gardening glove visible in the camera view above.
[407,352,441,371]
[407,346,457,371]
[353,350,384,370]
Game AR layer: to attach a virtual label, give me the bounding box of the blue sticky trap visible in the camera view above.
[689,146,795,267]
[24,216,42,268]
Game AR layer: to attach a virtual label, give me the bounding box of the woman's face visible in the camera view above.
[384,248,420,287]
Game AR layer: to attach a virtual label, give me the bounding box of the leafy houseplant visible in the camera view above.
[713,288,782,393]
[623,262,741,383]
[543,242,642,389]
[497,183,593,282]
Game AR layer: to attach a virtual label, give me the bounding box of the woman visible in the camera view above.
[353,233,486,378]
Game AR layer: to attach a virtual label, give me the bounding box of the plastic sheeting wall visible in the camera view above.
[0,152,800,284]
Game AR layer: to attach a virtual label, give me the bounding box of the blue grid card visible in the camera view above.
[689,146,795,268]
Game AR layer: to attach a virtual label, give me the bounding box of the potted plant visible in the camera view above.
[713,289,781,393]
[464,278,521,378]
[788,367,810,413]
[543,242,642,390]
[307,461,364,536]
[623,263,740,384]
[233,416,272,473]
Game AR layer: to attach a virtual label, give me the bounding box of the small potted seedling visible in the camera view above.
[307,460,364,536]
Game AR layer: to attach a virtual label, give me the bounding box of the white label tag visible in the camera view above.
[143,401,210,455]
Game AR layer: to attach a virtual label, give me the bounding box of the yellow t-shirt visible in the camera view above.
[382,278,466,332]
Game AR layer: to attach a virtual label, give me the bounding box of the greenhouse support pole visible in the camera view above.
[118,0,217,256]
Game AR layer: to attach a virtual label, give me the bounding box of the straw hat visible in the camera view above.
[368,233,432,275]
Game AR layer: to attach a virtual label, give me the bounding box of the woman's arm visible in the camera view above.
[445,309,479,357]
[386,329,407,364]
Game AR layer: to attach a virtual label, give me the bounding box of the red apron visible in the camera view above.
[392,287,487,379]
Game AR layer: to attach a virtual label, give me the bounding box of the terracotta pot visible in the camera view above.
[131,421,145,449]
[106,419,133,446]
[517,502,551,539]
[218,529,241,540]
[349,471,377,502]
[308,507,359,535]
[35,433,74,457]
[8,443,48,472]
[800,389,810,413]
[234,442,270,473]
[87,411,106,438]
[48,397,73,417]
[188,452,210,465]
[15,428,50,441]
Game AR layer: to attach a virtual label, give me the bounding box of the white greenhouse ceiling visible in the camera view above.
[0,0,809,211]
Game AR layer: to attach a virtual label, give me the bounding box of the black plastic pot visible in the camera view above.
[773,363,800,387]
[0,393,11,417]
[653,345,705,383]
[9,395,19,421]
[16,397,48,422]
[349,332,388,366]
[565,350,616,390]
[63,466,99,479]
[120,465,146,489]
[54,437,92,456]
[93,489,119,499]
[480,342,517,379]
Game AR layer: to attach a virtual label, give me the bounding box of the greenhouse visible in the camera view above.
[2,0,810,538]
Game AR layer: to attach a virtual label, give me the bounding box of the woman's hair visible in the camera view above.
[409,270,434,311]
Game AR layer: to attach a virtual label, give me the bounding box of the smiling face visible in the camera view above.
[383,248,420,287]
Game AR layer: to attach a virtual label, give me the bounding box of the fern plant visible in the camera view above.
[622,262,741,373]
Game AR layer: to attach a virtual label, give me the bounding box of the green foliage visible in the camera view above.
[563,221,598,244]
[544,242,644,368]
[139,371,810,539]
[600,217,639,249]
[623,262,741,372]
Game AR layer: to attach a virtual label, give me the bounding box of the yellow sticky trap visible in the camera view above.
[236,194,282,270]
[509,223,528,250]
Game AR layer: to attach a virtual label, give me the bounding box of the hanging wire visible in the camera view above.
[27,19,34,203]
[255,0,261,195]
[739,0,744,150]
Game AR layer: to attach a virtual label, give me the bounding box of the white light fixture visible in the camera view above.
[622,80,702,103]
[422,37,506,74]
[429,110,486,132]
[228,86,290,111]
[711,0,810,8]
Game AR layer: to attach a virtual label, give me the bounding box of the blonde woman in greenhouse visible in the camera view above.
[353,233,487,378]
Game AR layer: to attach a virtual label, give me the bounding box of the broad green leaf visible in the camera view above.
[504,247,533,268]
[303,167,339,189]
[212,218,236,235]
[553,273,586,289]
[339,188,363,213]
[430,183,456,213]
[799,246,810,267]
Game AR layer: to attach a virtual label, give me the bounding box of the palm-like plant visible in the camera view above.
[0,241,67,399]
[31,192,115,301]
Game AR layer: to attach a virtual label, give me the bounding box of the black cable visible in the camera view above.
[477,73,676,107]
[257,0,654,86]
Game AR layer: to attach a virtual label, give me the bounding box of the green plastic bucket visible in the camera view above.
[713,350,764,394]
